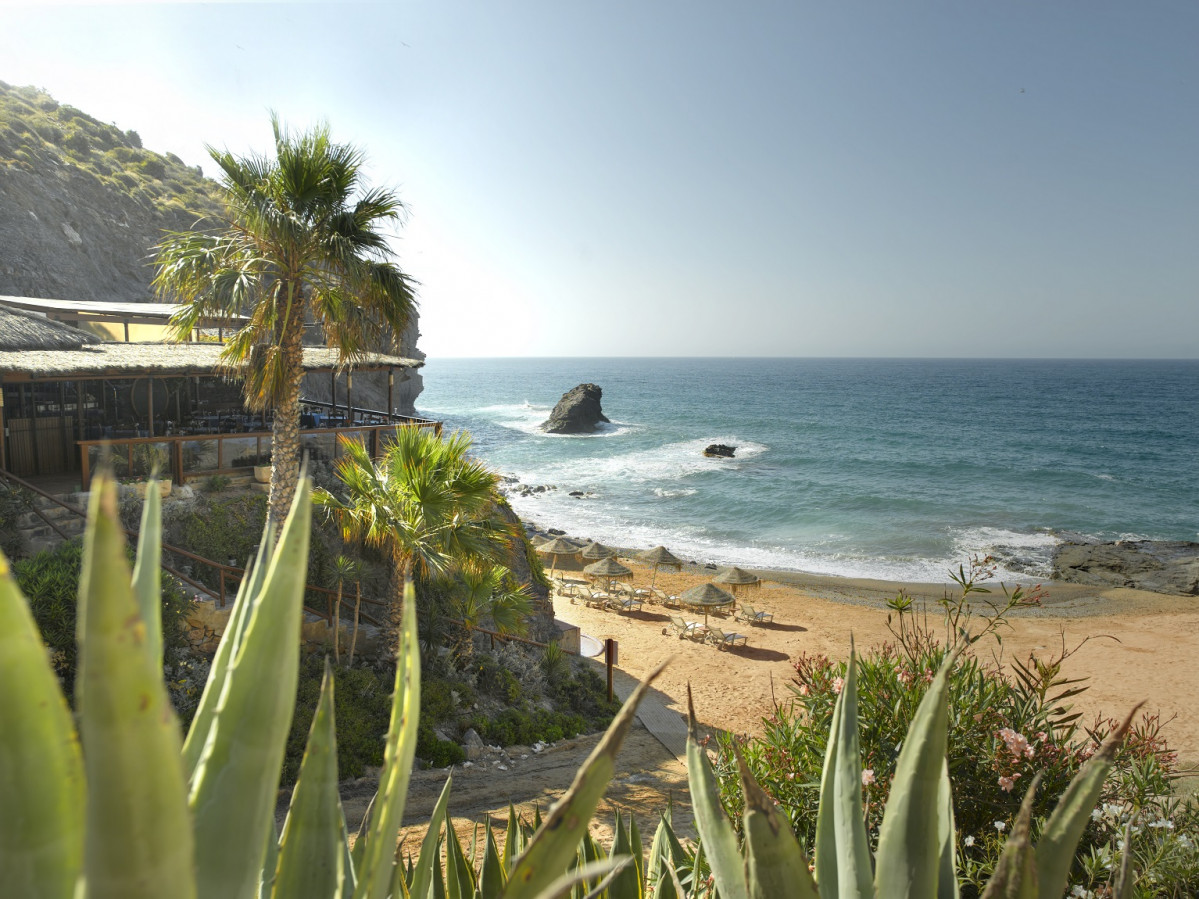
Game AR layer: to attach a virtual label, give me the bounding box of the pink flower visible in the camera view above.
[897,669,913,685]
[797,684,810,696]
[922,669,934,684]
[998,727,1035,761]
[832,677,844,694]
[998,773,1022,792]
[862,768,876,786]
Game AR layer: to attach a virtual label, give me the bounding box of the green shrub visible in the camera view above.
[416,724,466,768]
[0,484,31,559]
[13,539,191,696]
[282,653,393,783]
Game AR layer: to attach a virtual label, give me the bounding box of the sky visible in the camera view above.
[1,1,1196,358]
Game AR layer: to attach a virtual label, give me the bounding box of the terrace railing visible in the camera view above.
[77,411,440,492]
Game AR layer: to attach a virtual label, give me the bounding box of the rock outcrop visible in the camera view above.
[1052,540,1199,595]
[541,383,610,434]
[703,444,737,458]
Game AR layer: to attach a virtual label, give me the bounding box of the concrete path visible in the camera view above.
[608,667,689,760]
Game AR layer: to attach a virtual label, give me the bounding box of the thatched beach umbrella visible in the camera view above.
[536,536,580,579]
[583,556,632,593]
[579,540,617,561]
[679,582,735,626]
[638,545,683,589]
[714,566,761,596]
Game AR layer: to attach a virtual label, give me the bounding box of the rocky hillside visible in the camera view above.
[0,81,223,300]
[0,81,424,413]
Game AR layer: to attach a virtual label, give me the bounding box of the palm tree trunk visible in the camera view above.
[333,581,343,665]
[267,320,306,530]
[348,581,362,666]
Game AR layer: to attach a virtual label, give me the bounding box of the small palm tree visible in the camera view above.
[445,563,533,665]
[314,427,514,619]
[329,555,361,666]
[153,115,417,529]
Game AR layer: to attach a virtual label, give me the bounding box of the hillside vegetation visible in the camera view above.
[0,81,221,301]
[0,80,221,220]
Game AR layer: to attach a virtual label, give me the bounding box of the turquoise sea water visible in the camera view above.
[415,358,1199,583]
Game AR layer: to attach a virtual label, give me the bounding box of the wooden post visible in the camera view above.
[173,439,184,486]
[387,367,394,419]
[346,372,353,423]
[123,322,130,342]
[218,568,226,608]
[330,371,336,420]
[80,442,90,491]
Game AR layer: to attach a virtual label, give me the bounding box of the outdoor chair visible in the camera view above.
[611,596,643,613]
[706,626,748,651]
[668,615,706,640]
[736,604,774,626]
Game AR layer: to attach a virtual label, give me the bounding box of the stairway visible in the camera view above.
[17,492,88,554]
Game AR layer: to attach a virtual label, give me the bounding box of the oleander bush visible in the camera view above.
[710,560,1198,897]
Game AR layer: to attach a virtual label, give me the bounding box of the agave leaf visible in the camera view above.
[936,759,960,899]
[647,813,690,899]
[1035,705,1141,899]
[260,817,280,899]
[130,477,163,669]
[528,858,633,899]
[815,644,873,899]
[352,579,422,899]
[444,817,475,899]
[502,662,667,899]
[409,776,454,899]
[76,474,194,899]
[686,687,749,899]
[980,773,1041,899]
[874,647,960,899]
[181,557,255,783]
[0,551,85,899]
[608,810,640,899]
[737,748,819,899]
[503,805,521,873]
[190,478,312,898]
[629,813,644,892]
[272,659,345,898]
[480,825,507,899]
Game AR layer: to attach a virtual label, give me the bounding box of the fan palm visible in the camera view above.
[314,426,513,616]
[444,563,534,665]
[153,115,417,528]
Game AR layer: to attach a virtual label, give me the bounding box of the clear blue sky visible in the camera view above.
[2,1,1196,358]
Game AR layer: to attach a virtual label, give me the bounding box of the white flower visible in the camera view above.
[994,821,1006,833]
[861,768,876,786]
[963,835,975,847]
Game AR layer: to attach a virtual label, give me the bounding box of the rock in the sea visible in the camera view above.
[703,444,737,458]
[1052,540,1199,595]
[541,383,610,434]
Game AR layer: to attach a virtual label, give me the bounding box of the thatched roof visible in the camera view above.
[0,341,422,378]
[0,303,101,350]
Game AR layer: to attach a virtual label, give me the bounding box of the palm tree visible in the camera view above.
[153,115,417,528]
[445,563,533,665]
[314,426,514,616]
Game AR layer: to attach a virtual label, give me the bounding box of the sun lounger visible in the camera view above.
[668,615,706,640]
[584,591,611,608]
[735,604,774,626]
[706,626,747,650]
[611,597,644,613]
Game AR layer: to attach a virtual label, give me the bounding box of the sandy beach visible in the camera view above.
[547,550,1199,769]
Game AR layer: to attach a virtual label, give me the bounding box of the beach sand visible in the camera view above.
[374,545,1197,853]
[549,553,1199,769]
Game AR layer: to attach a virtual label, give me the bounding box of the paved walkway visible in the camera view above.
[608,667,689,760]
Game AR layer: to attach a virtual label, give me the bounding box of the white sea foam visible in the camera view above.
[516,437,768,488]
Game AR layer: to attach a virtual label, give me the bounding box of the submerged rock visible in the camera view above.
[1052,540,1199,595]
[703,444,737,458]
[541,383,610,434]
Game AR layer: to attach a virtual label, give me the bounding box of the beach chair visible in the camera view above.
[612,596,644,613]
[706,626,747,651]
[584,591,611,609]
[668,615,705,640]
[736,604,774,626]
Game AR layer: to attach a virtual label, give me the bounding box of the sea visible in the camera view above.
[415,358,1199,584]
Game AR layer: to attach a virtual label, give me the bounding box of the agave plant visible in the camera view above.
[0,469,656,898]
[0,469,1134,898]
